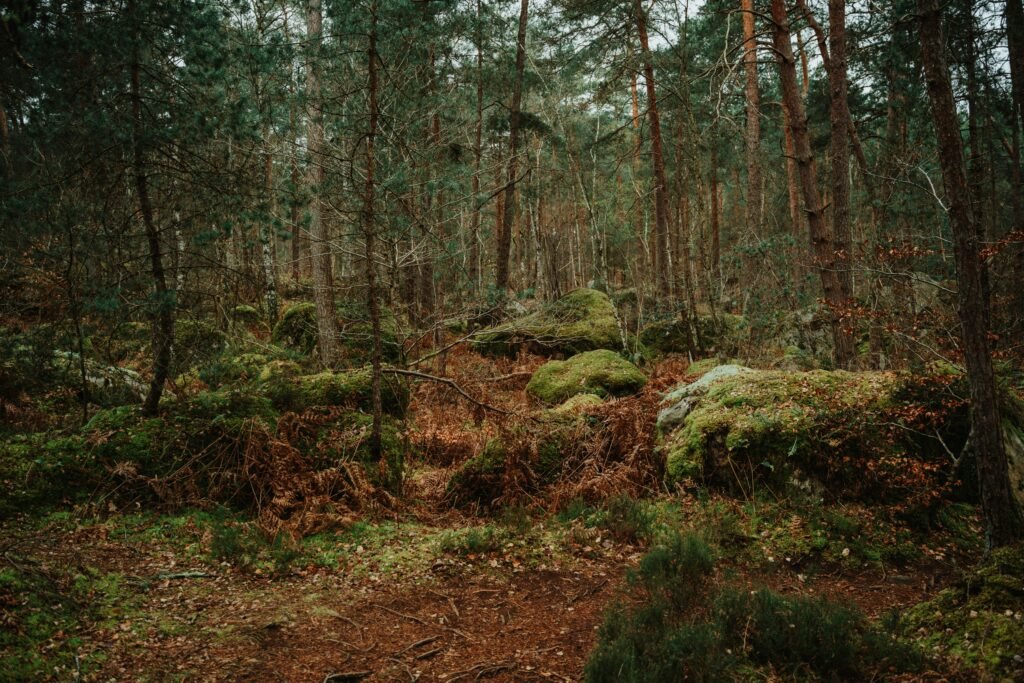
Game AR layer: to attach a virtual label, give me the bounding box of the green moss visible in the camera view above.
[661,370,972,504]
[685,357,723,376]
[174,318,227,370]
[639,319,691,354]
[231,304,261,324]
[473,288,623,356]
[265,367,405,415]
[272,302,318,353]
[552,393,605,414]
[527,349,646,405]
[901,543,1024,678]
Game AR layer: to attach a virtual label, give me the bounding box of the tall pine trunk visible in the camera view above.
[770,0,853,368]
[918,0,1023,547]
[131,1,173,417]
[634,0,672,299]
[828,0,854,367]
[741,0,762,238]
[497,0,529,294]
[306,0,339,364]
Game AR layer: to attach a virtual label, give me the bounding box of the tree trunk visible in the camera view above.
[770,0,854,368]
[262,130,279,326]
[306,0,339,365]
[741,0,762,238]
[918,0,1023,547]
[1008,0,1024,320]
[364,3,385,465]
[130,5,173,417]
[469,0,484,295]
[634,0,672,299]
[497,0,529,294]
[828,0,854,367]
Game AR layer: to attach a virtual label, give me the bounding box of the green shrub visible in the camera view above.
[585,532,924,683]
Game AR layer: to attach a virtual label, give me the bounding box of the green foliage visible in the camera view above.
[174,318,227,372]
[597,495,657,544]
[585,532,924,682]
[527,349,646,405]
[436,525,510,555]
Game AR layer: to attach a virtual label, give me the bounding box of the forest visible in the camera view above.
[1,0,1024,679]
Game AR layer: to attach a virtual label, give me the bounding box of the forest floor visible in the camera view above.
[2,502,969,683]
[0,348,992,681]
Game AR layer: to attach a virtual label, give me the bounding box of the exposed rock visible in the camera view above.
[527,349,646,405]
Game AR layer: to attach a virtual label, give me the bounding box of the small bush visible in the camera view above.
[585,532,924,683]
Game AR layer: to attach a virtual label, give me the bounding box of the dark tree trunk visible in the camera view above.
[918,0,1023,547]
[634,0,672,299]
[306,0,339,365]
[1008,0,1024,320]
[469,0,484,295]
[497,0,529,294]
[364,3,385,465]
[741,0,762,238]
[131,5,173,417]
[828,0,854,367]
[770,0,854,369]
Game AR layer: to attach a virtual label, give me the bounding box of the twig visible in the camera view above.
[322,672,371,683]
[375,604,427,625]
[394,634,441,656]
[415,647,443,660]
[153,570,209,580]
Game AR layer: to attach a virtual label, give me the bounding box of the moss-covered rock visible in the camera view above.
[695,314,747,356]
[231,304,262,325]
[901,543,1024,679]
[639,318,692,354]
[551,393,605,415]
[174,318,227,370]
[336,301,403,364]
[272,302,318,354]
[527,350,646,405]
[264,367,406,416]
[473,288,623,356]
[659,369,973,506]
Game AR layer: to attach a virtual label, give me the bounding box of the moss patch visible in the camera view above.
[272,302,318,354]
[473,288,622,356]
[901,543,1024,678]
[527,350,646,405]
[660,369,972,508]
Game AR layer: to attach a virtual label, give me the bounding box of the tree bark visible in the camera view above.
[306,0,339,364]
[1008,0,1024,320]
[918,0,1023,547]
[469,0,484,295]
[497,0,529,294]
[828,0,854,367]
[770,0,854,368]
[634,0,672,299]
[364,2,385,464]
[741,0,762,238]
[130,4,173,417]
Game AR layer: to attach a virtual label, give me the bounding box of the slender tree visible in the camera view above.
[497,0,529,294]
[918,0,1023,547]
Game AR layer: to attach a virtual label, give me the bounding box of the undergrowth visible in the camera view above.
[585,532,926,682]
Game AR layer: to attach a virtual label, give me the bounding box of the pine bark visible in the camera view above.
[918,0,1023,547]
[1008,0,1024,319]
[364,3,384,462]
[497,0,529,294]
[741,0,762,237]
[828,0,854,367]
[634,0,672,299]
[770,0,854,367]
[306,0,339,364]
[130,3,173,417]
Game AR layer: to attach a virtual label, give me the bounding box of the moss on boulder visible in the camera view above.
[473,288,623,356]
[264,367,406,416]
[231,304,262,325]
[272,302,318,354]
[639,318,692,354]
[900,543,1024,679]
[527,350,646,405]
[551,393,605,415]
[659,368,973,505]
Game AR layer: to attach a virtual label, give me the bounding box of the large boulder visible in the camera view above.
[527,349,646,405]
[657,364,754,432]
[658,367,977,506]
[473,288,623,356]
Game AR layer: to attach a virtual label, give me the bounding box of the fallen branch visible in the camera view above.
[381,368,511,415]
[375,603,428,625]
[394,634,441,656]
